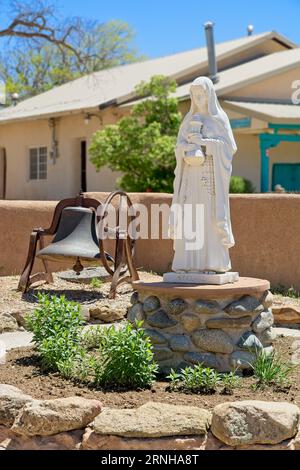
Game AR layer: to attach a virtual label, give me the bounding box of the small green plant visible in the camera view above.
[25,294,84,371]
[220,370,241,395]
[90,278,103,289]
[167,365,241,394]
[250,350,294,389]
[93,321,158,389]
[167,365,221,394]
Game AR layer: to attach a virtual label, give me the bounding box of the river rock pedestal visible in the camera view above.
[128,278,274,374]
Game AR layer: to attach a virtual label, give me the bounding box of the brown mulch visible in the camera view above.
[0,336,299,411]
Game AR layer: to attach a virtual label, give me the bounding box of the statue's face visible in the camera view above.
[191,85,208,113]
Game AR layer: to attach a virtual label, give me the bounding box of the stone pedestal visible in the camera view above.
[128,278,274,373]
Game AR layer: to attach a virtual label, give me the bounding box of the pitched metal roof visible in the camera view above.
[0,31,295,124]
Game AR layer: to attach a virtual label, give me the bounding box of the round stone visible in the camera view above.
[169,335,192,352]
[181,313,201,332]
[130,291,139,305]
[258,327,276,346]
[143,296,161,314]
[230,351,255,370]
[127,303,145,323]
[184,352,219,369]
[238,331,263,352]
[260,291,274,309]
[194,300,220,315]
[225,295,264,317]
[144,329,168,345]
[192,329,234,354]
[152,346,174,362]
[252,310,274,334]
[206,316,252,329]
[167,298,187,316]
[147,310,177,329]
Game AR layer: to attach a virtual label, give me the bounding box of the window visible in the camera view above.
[29,147,47,180]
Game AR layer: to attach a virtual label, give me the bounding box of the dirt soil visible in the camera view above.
[0,336,299,411]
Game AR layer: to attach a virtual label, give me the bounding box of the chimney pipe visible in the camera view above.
[247,24,254,36]
[204,21,219,84]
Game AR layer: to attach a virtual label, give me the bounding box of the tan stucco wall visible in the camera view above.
[229,67,300,101]
[0,194,299,291]
[0,109,123,200]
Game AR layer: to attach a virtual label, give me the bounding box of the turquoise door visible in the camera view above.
[272,163,300,191]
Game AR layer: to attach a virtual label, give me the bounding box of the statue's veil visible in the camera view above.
[177,76,237,155]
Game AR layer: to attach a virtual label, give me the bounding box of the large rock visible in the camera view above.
[225,296,264,317]
[258,327,276,346]
[93,402,211,438]
[184,352,219,369]
[206,316,252,329]
[181,313,201,332]
[237,331,263,351]
[192,329,234,354]
[272,305,300,325]
[169,335,192,352]
[152,346,173,362]
[11,397,102,437]
[144,329,167,345]
[260,291,274,309]
[0,341,6,364]
[167,299,187,316]
[194,300,220,315]
[0,384,34,426]
[127,303,145,323]
[211,401,300,446]
[252,310,274,333]
[147,310,177,329]
[89,301,128,322]
[0,313,19,333]
[143,296,160,313]
[230,351,255,370]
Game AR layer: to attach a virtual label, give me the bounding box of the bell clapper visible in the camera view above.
[73,257,84,276]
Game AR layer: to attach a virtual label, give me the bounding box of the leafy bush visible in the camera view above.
[230,176,255,193]
[26,294,84,371]
[90,278,103,289]
[89,75,181,192]
[251,350,294,389]
[93,321,158,389]
[167,365,241,394]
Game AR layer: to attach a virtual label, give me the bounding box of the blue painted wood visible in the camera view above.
[230,117,251,129]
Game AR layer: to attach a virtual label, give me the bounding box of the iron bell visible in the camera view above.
[37,206,112,274]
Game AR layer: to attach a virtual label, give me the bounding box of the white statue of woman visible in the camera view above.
[168,76,238,280]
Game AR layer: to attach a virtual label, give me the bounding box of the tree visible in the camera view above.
[89,75,182,193]
[0,1,143,100]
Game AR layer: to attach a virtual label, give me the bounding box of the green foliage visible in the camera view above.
[93,321,158,389]
[230,176,255,193]
[90,278,103,289]
[0,20,144,102]
[25,294,84,370]
[89,75,182,192]
[251,350,294,389]
[167,365,241,394]
[220,370,241,395]
[271,285,300,299]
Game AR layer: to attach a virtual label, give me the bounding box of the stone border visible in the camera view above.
[1,383,300,450]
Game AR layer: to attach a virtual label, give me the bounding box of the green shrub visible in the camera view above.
[90,278,103,289]
[26,294,84,371]
[251,350,294,389]
[271,285,300,299]
[230,176,255,193]
[167,365,241,394]
[93,321,158,389]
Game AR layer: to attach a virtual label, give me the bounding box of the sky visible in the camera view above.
[56,0,300,58]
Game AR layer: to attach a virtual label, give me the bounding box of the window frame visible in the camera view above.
[29,146,48,181]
